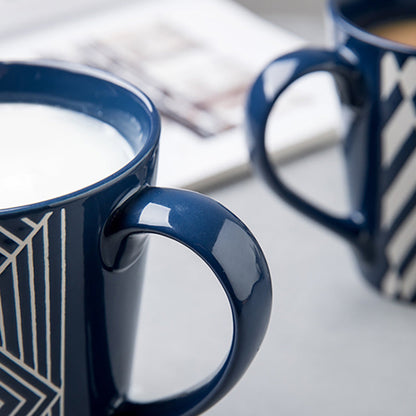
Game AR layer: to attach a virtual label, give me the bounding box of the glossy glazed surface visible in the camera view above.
[0,62,272,415]
[102,187,272,415]
[246,0,416,302]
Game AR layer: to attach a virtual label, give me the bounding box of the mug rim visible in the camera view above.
[0,60,161,216]
[328,0,416,54]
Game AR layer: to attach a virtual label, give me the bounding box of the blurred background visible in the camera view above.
[1,1,415,416]
[239,0,326,42]
[0,0,327,42]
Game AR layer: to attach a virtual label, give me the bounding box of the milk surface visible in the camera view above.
[0,103,135,209]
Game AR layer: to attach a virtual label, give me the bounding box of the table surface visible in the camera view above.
[5,1,414,413]
[127,2,415,414]
[129,144,416,416]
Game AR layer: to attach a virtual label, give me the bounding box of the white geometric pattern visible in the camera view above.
[380,52,416,300]
[381,52,416,99]
[381,99,415,168]
[0,210,66,415]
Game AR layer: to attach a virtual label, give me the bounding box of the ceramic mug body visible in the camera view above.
[0,62,272,415]
[246,0,416,302]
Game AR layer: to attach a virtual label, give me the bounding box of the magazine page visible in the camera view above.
[0,0,340,189]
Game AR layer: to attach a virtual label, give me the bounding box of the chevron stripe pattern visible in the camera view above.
[380,52,416,301]
[0,210,66,415]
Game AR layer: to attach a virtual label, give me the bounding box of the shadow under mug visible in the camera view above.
[0,61,272,415]
[246,0,416,303]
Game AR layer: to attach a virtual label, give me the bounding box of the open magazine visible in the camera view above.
[0,0,340,189]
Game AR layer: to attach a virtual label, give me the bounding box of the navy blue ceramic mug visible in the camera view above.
[0,61,272,415]
[246,0,416,303]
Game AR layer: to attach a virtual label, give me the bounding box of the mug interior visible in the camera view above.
[330,0,416,49]
[333,0,416,27]
[0,61,160,211]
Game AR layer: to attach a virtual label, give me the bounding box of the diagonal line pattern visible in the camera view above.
[380,52,416,301]
[0,350,59,416]
[0,211,66,414]
[0,227,22,245]
[0,214,52,276]
[0,382,23,416]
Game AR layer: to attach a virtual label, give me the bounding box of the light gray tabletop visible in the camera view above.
[130,144,416,416]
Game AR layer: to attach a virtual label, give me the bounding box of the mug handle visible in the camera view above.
[101,186,272,416]
[246,48,368,246]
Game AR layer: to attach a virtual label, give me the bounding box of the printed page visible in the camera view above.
[0,0,340,189]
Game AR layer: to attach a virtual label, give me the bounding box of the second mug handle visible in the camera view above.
[101,186,272,416]
[245,48,368,246]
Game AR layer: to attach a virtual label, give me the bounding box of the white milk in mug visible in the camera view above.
[0,103,135,209]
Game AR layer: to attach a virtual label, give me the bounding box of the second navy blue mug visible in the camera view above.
[246,0,416,303]
[0,61,272,415]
